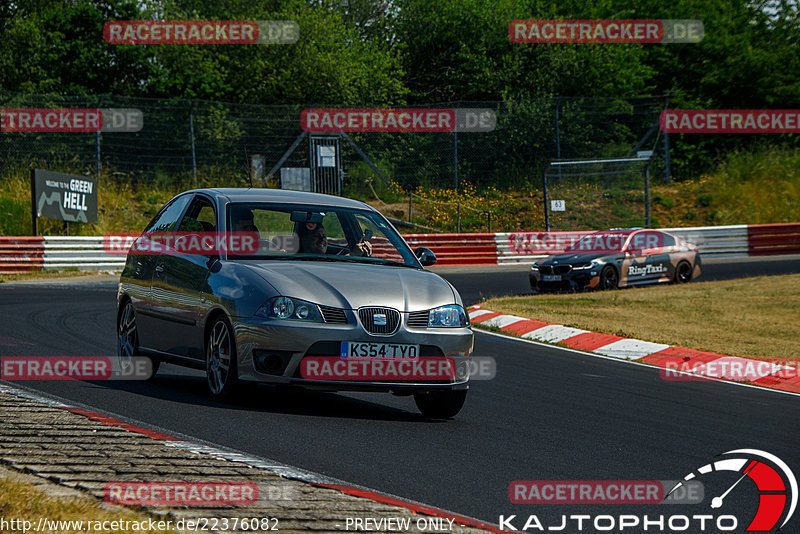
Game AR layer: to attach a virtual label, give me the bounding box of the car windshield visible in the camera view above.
[564,232,631,254]
[226,202,419,267]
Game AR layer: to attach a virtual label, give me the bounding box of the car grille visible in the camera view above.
[319,305,348,324]
[407,310,430,328]
[538,264,573,275]
[358,307,400,335]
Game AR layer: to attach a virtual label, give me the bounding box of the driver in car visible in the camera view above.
[298,222,372,257]
[232,208,259,233]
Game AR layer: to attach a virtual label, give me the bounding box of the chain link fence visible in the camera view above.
[0,91,669,232]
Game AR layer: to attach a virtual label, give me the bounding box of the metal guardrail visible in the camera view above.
[1,224,798,273]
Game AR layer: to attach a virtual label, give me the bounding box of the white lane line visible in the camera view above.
[521,324,588,343]
[593,338,671,360]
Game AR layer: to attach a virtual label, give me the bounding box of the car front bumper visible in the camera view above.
[529,267,600,292]
[233,315,474,392]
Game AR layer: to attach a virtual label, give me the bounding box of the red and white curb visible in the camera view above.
[0,383,504,533]
[468,306,800,394]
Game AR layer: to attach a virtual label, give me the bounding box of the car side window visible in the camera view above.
[144,195,192,233]
[627,231,663,253]
[178,197,216,232]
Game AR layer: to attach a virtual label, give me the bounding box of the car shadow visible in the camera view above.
[86,368,437,423]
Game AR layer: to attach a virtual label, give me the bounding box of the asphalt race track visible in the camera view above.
[1,256,799,527]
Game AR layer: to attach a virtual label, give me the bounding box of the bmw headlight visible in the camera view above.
[428,305,469,328]
[572,260,598,270]
[256,297,323,322]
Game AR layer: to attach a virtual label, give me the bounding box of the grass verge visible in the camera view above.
[0,270,115,283]
[0,476,176,534]
[478,274,800,360]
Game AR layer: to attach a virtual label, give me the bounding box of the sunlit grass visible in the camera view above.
[0,476,177,534]
[479,274,800,360]
[1,147,798,235]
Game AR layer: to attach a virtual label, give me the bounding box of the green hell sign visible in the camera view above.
[33,169,98,224]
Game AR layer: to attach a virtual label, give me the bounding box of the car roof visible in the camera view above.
[186,188,372,210]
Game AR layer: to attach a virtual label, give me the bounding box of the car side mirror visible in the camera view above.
[206,256,221,273]
[414,247,437,266]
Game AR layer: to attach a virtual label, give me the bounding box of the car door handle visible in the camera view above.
[155,265,164,273]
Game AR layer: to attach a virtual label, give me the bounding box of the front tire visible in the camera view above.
[599,265,619,290]
[117,301,159,379]
[414,390,467,419]
[206,316,238,400]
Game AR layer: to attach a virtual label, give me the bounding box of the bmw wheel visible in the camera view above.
[206,316,238,400]
[414,390,467,419]
[599,265,619,290]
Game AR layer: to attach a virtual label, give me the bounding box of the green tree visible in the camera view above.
[0,0,156,95]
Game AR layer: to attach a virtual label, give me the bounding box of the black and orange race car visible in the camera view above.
[529,229,702,292]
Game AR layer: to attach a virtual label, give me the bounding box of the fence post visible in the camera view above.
[645,163,651,228]
[555,97,562,182]
[543,167,551,232]
[453,130,458,193]
[663,92,671,184]
[408,194,413,222]
[30,169,37,236]
[189,112,197,186]
[96,130,101,178]
[487,211,492,233]
[456,203,461,233]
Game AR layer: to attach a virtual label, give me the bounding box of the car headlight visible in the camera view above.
[256,297,323,322]
[428,305,469,328]
[572,260,598,270]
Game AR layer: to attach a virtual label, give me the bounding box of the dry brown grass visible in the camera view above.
[479,274,800,360]
[0,476,176,534]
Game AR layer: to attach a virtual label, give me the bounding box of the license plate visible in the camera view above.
[542,274,562,282]
[340,342,419,360]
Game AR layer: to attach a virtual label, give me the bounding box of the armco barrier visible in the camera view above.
[0,223,797,273]
[748,223,800,256]
[43,236,126,270]
[495,225,751,264]
[404,233,499,265]
[0,237,44,274]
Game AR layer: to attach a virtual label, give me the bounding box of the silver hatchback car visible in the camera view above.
[117,188,473,418]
